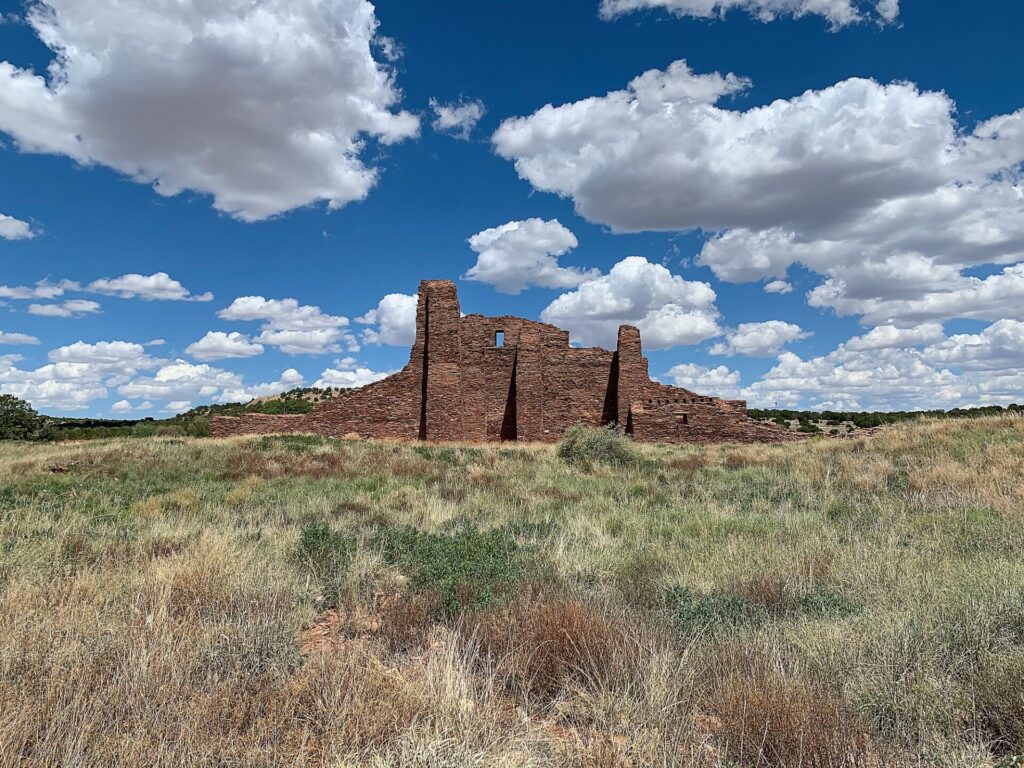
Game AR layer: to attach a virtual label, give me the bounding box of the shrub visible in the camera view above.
[557,424,640,468]
[184,416,210,437]
[373,525,528,617]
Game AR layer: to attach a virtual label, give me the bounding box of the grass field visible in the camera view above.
[1,417,1023,767]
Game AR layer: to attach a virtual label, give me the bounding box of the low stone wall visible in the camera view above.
[209,413,310,438]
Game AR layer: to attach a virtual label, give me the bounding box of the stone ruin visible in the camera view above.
[210,280,797,444]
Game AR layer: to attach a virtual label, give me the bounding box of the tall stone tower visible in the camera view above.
[415,280,463,441]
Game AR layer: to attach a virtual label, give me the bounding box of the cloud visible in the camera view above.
[0,0,419,221]
[357,293,417,346]
[27,299,102,318]
[0,279,79,300]
[47,340,157,381]
[540,256,721,350]
[664,321,1024,411]
[218,296,356,355]
[186,331,264,361]
[0,339,157,410]
[2,338,309,411]
[807,262,1024,326]
[764,280,793,294]
[118,361,243,402]
[844,323,945,351]
[709,320,810,357]
[0,331,40,345]
[314,357,391,388]
[0,356,108,410]
[217,368,305,403]
[742,346,965,411]
[923,319,1024,372]
[430,98,486,140]
[664,363,741,398]
[87,272,212,301]
[0,213,34,240]
[598,0,899,27]
[494,61,1024,328]
[465,218,598,294]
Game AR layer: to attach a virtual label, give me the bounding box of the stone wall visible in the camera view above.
[210,279,798,445]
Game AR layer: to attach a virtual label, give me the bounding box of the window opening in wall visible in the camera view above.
[680,414,689,425]
[495,331,505,348]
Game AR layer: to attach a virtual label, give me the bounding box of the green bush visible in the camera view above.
[252,399,313,415]
[184,416,210,437]
[373,525,528,617]
[0,395,45,441]
[557,424,640,468]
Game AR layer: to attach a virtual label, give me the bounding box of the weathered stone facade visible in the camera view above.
[211,280,798,444]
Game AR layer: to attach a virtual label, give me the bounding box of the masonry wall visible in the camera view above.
[210,279,797,445]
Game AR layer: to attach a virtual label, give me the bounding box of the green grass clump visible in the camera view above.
[557,424,640,468]
[667,586,764,632]
[373,525,528,617]
[296,523,356,606]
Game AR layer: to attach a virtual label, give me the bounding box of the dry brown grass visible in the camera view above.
[473,594,626,705]
[708,649,873,767]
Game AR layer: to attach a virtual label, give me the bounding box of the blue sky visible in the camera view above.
[0,0,1022,416]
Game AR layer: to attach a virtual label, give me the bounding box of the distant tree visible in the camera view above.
[0,395,45,440]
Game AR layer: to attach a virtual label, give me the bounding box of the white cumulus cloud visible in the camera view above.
[430,98,486,140]
[0,339,157,410]
[186,331,264,362]
[923,319,1024,372]
[217,368,305,403]
[0,279,79,300]
[764,280,793,294]
[314,357,391,388]
[540,256,721,350]
[664,363,741,398]
[0,331,40,345]
[844,323,946,351]
[218,296,356,355]
[87,272,212,301]
[465,218,598,295]
[742,346,964,411]
[709,320,810,357]
[493,61,1024,328]
[0,213,34,240]
[0,0,419,221]
[357,293,417,346]
[118,361,243,402]
[27,299,101,318]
